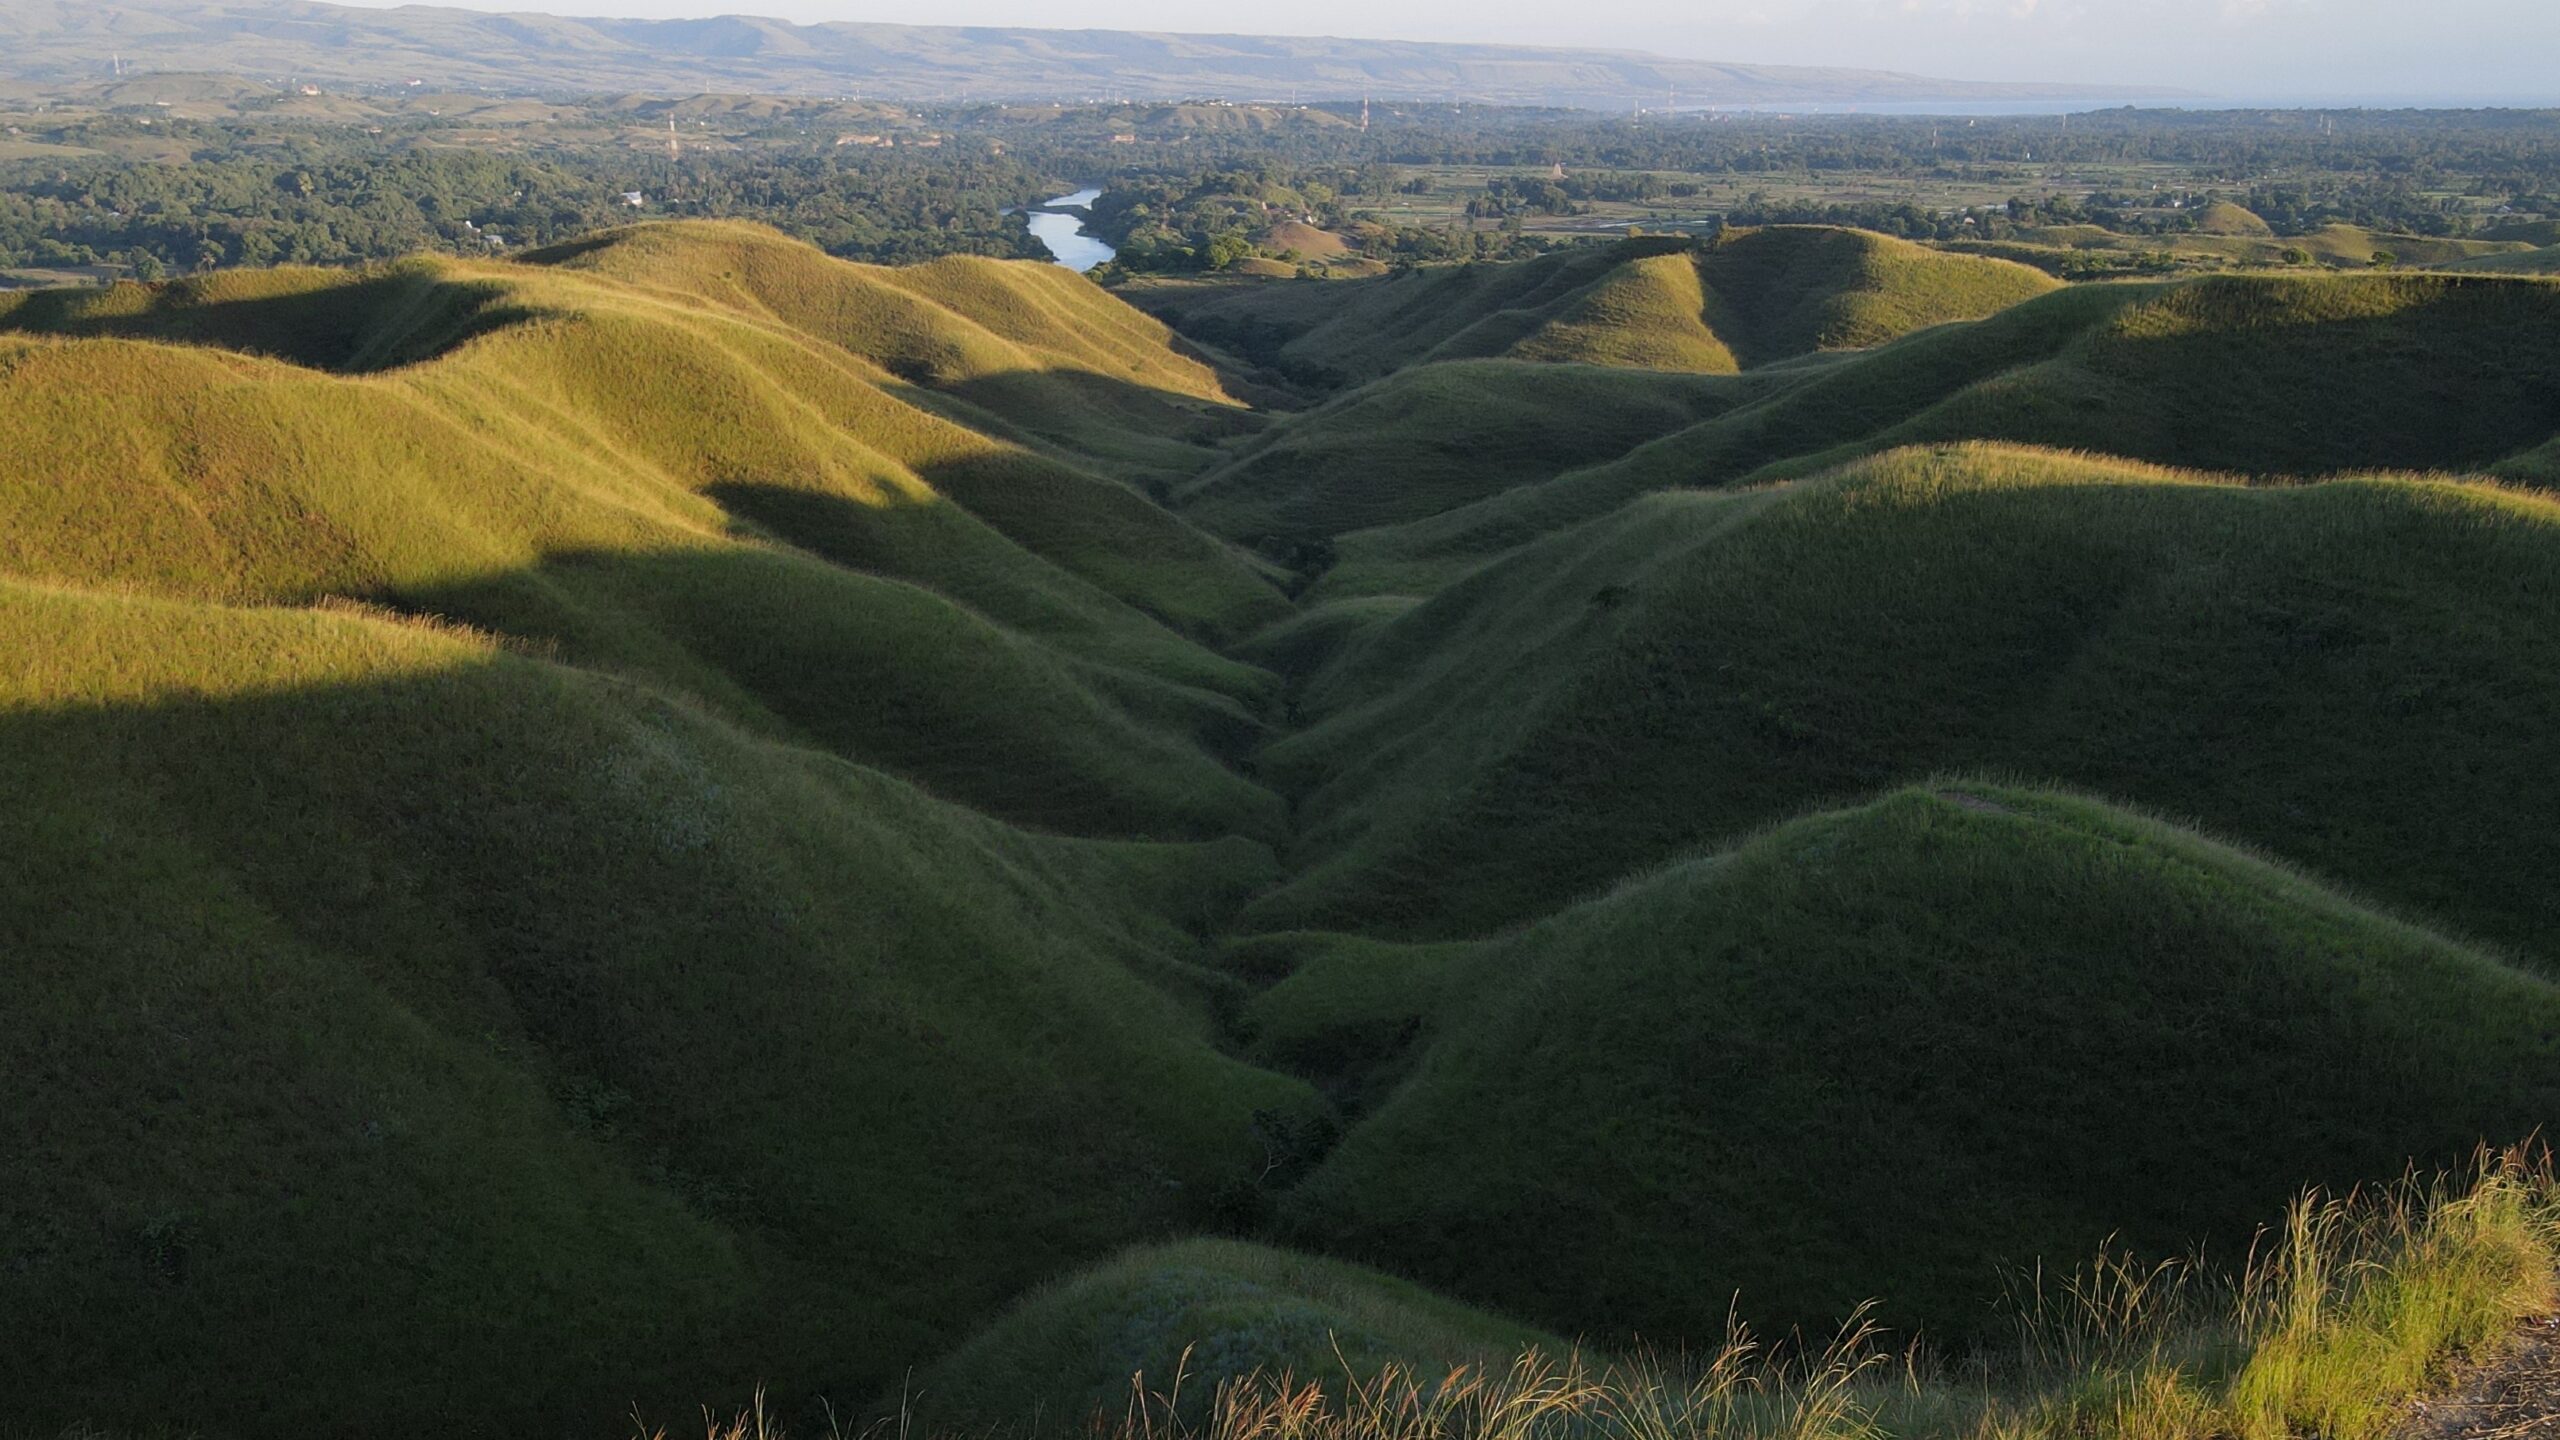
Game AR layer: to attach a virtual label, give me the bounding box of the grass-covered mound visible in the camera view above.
[1281,785,2560,1346]
[520,220,1258,486]
[913,1240,1558,1431]
[1132,228,2054,391]
[0,580,1316,1435]
[2192,199,2277,237]
[1252,447,2560,956]
[1686,225,2059,366]
[1309,272,2560,595]
[1872,272,2560,477]
[0,227,1296,837]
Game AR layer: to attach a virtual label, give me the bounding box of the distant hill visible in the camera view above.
[0,0,2160,108]
[1146,228,2059,395]
[2192,198,2276,236]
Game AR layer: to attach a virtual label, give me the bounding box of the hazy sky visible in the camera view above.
[357,0,2560,101]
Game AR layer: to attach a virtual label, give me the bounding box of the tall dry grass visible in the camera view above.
[655,1151,2557,1440]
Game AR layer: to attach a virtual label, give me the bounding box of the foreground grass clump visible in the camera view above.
[669,1158,2559,1440]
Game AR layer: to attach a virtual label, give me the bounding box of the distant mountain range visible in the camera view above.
[0,0,2166,108]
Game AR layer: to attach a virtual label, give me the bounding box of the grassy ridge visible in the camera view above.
[1295,271,2560,599]
[0,580,1316,1432]
[0,226,1297,836]
[1254,446,2560,952]
[1131,228,2053,392]
[1274,284,2147,593]
[0,226,1325,1434]
[1279,784,2560,1345]
[3,222,1288,638]
[525,220,1259,488]
[1872,272,2560,477]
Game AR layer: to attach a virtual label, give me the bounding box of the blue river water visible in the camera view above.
[1023,188,1116,272]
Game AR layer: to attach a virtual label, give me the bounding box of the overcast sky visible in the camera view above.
[352,0,2560,102]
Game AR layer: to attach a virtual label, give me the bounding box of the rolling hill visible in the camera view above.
[0,219,1348,1431]
[0,223,1291,838]
[1,580,1314,1431]
[1281,784,2560,1344]
[1246,445,2560,954]
[1243,271,2560,596]
[1138,228,2059,393]
[9,219,2560,1436]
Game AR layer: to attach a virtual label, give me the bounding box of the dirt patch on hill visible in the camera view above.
[1261,221,1350,259]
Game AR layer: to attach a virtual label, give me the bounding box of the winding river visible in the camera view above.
[1023,187,1116,273]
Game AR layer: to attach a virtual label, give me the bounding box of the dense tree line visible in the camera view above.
[0,116,1057,274]
[1,102,2551,281]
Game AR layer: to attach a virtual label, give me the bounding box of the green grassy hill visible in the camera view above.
[1251,446,2560,954]
[913,1239,1558,1430]
[0,227,1297,836]
[1282,271,2560,597]
[0,224,1324,1431]
[12,222,2560,1438]
[0,579,1315,1433]
[1281,784,2560,1345]
[2193,199,2276,236]
[1131,227,2055,391]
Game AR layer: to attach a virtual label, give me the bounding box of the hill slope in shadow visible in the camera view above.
[1252,445,2560,957]
[1,580,1314,1432]
[1281,784,2560,1346]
